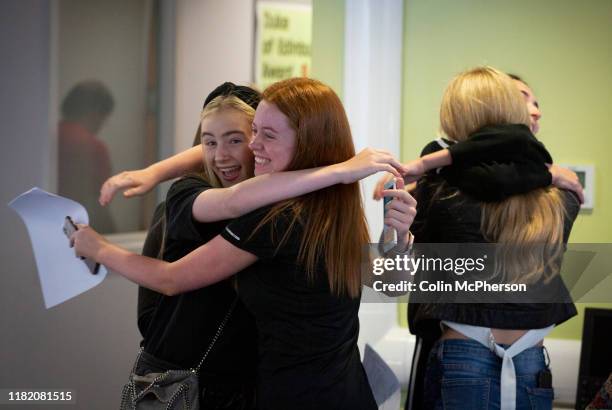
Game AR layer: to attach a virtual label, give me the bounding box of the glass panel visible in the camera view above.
[55,0,159,233]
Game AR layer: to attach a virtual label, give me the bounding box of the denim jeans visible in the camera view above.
[423,339,554,410]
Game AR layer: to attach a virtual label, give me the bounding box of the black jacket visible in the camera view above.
[407,171,580,339]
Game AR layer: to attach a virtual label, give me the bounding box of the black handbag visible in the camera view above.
[120,298,237,410]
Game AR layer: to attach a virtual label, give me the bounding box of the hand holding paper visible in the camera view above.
[70,223,110,262]
[8,187,108,308]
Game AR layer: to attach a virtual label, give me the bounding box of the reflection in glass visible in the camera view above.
[55,0,160,233]
[58,80,115,233]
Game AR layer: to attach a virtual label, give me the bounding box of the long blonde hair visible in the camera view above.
[441,67,566,283]
[255,78,369,298]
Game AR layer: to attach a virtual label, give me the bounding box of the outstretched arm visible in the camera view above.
[373,147,584,203]
[71,225,256,296]
[99,146,202,205]
[100,147,407,222]
[192,148,407,222]
[373,150,451,200]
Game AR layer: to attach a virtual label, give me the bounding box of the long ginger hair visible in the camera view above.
[440,67,566,283]
[255,78,369,298]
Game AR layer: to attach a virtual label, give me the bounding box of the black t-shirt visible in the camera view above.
[142,176,257,384]
[220,205,377,410]
[138,201,165,338]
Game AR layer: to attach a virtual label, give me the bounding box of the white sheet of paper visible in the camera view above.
[8,187,107,309]
[363,343,400,408]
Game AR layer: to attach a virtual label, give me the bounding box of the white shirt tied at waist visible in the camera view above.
[441,321,554,410]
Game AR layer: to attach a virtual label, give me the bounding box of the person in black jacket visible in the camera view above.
[372,71,583,410]
[408,67,579,409]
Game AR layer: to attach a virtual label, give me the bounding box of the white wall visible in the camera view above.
[0,2,141,408]
[0,1,257,407]
[174,0,255,151]
[343,0,407,370]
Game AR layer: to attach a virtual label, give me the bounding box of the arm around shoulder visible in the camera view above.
[192,148,404,222]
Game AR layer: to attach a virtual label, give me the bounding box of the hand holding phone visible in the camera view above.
[63,216,100,274]
[382,180,398,252]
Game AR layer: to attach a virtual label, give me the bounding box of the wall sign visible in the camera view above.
[255,1,312,90]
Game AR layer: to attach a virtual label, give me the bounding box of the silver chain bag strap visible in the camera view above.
[120,298,238,410]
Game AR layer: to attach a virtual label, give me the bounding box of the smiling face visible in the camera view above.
[200,109,254,187]
[513,79,541,134]
[249,100,297,176]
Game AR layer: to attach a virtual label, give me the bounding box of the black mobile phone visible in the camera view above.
[63,216,100,275]
[63,215,78,238]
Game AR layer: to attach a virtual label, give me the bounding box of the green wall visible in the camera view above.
[312,0,612,340]
[400,0,612,340]
[311,0,345,98]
